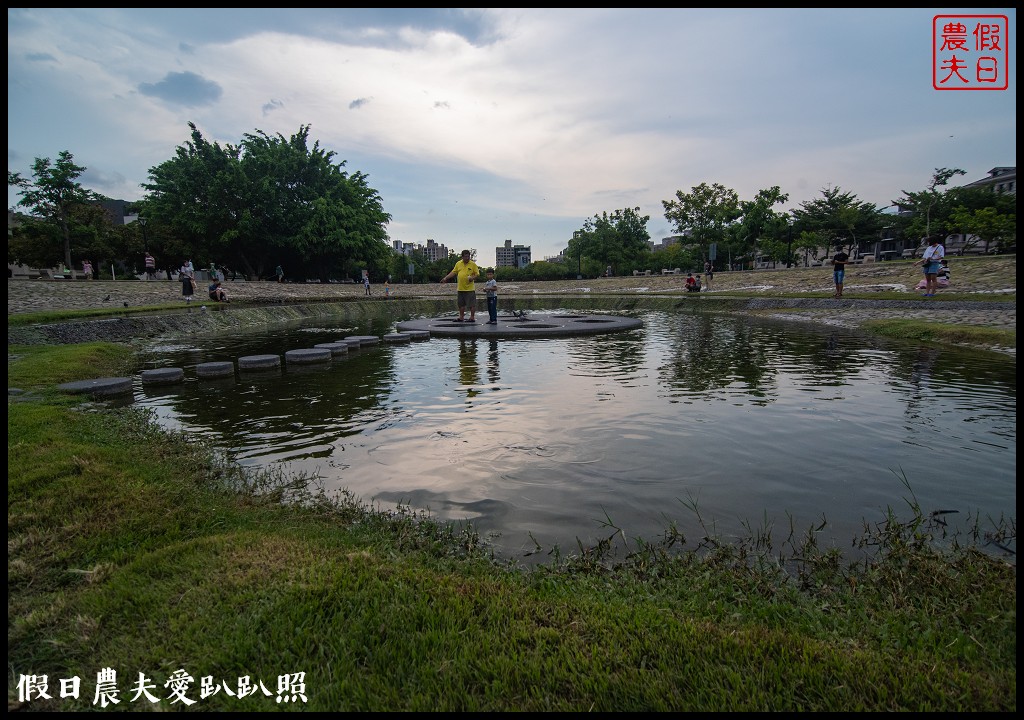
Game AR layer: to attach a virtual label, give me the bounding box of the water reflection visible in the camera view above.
[134,309,1016,563]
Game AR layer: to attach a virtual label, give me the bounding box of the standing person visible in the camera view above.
[363,274,371,296]
[180,259,196,303]
[384,278,391,298]
[915,236,946,297]
[439,249,480,322]
[275,264,284,283]
[483,268,498,324]
[144,252,157,280]
[81,259,93,280]
[830,248,851,298]
[704,260,713,290]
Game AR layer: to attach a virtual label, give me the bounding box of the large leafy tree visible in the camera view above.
[735,186,790,266]
[142,124,392,280]
[141,123,243,269]
[949,205,1016,254]
[662,183,741,262]
[8,150,101,269]
[892,167,967,241]
[567,207,651,274]
[790,186,881,255]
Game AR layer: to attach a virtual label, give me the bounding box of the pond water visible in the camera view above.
[133,308,1016,564]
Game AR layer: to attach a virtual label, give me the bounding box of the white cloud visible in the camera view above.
[7,8,1016,266]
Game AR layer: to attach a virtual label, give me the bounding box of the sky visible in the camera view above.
[8,8,1017,269]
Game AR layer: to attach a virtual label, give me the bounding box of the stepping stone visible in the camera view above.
[382,333,411,343]
[196,361,235,379]
[314,342,350,357]
[141,367,185,385]
[402,329,430,341]
[238,354,281,371]
[285,348,332,364]
[57,377,133,397]
[334,338,363,349]
[345,335,380,346]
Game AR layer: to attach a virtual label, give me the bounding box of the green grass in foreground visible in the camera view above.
[863,318,1016,350]
[7,343,1017,711]
[6,302,264,327]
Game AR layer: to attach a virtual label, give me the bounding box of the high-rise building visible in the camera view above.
[495,239,531,268]
[391,238,450,261]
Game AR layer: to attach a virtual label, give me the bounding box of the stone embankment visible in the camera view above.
[7,256,1015,347]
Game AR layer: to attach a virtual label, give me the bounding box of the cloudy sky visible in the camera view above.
[8,8,1016,267]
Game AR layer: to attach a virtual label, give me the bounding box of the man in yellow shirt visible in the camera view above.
[440,249,480,322]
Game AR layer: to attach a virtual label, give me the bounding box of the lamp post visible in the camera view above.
[139,216,149,254]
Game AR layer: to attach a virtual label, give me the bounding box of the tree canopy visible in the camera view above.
[790,186,881,255]
[141,123,392,281]
[662,182,741,262]
[8,151,102,270]
[568,207,651,274]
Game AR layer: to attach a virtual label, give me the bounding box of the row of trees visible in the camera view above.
[8,120,1016,282]
[568,171,1015,278]
[9,125,396,282]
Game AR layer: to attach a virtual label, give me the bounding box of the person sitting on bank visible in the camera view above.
[208,280,229,303]
[685,273,698,292]
[693,274,702,292]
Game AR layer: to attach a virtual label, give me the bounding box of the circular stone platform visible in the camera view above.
[395,312,642,338]
[345,335,381,346]
[314,342,350,357]
[382,333,411,343]
[141,367,185,385]
[196,361,235,379]
[57,377,133,397]
[238,354,282,371]
[285,348,332,364]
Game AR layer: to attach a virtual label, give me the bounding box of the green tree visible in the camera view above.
[567,207,651,275]
[142,123,391,281]
[791,186,881,256]
[8,151,101,270]
[662,183,741,261]
[141,123,242,269]
[893,167,967,241]
[735,186,790,266]
[949,205,1016,254]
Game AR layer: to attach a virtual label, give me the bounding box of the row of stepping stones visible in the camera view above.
[58,331,430,397]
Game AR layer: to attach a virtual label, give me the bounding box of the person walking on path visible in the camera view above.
[704,260,713,291]
[363,275,371,296]
[440,249,480,322]
[81,259,93,280]
[830,248,851,298]
[144,252,157,280]
[275,264,284,283]
[915,236,946,297]
[483,268,498,323]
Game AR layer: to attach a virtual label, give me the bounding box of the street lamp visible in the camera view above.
[139,216,149,253]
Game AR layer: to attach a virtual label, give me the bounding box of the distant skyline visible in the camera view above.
[8,8,1016,268]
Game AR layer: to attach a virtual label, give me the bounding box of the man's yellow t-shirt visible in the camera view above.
[452,259,480,291]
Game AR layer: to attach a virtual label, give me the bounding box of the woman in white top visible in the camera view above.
[915,237,945,297]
